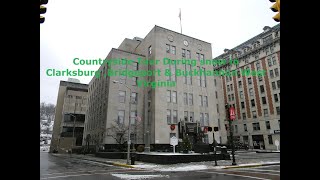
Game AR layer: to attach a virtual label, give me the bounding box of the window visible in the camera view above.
[215,91,218,99]
[132,62,138,70]
[242,113,246,120]
[132,77,137,86]
[166,44,170,53]
[276,106,280,115]
[277,80,280,88]
[148,46,152,55]
[248,78,252,85]
[201,67,207,87]
[204,113,209,126]
[171,46,176,55]
[172,91,177,103]
[228,95,231,101]
[235,125,238,133]
[184,111,188,121]
[274,94,279,102]
[278,120,280,129]
[131,92,138,104]
[188,93,193,105]
[268,135,273,144]
[240,91,243,99]
[253,122,260,131]
[199,95,203,106]
[272,82,276,90]
[173,110,178,124]
[217,104,219,113]
[252,111,257,118]
[244,124,247,131]
[238,81,242,88]
[249,88,254,96]
[251,99,255,107]
[262,97,267,104]
[260,85,265,93]
[76,96,82,99]
[185,64,192,85]
[204,96,208,107]
[227,85,230,92]
[119,91,126,103]
[266,121,271,130]
[241,102,245,109]
[264,109,269,117]
[167,110,171,124]
[120,75,126,84]
[230,84,233,91]
[237,71,241,78]
[268,58,272,67]
[274,68,279,77]
[231,94,234,101]
[130,111,137,125]
[190,112,194,122]
[186,50,191,59]
[167,90,171,102]
[118,110,125,124]
[256,62,261,70]
[196,53,200,61]
[183,93,188,105]
[200,113,204,126]
[182,49,186,57]
[68,95,73,99]
[272,56,277,65]
[270,70,274,78]
[259,76,263,81]
[200,54,204,61]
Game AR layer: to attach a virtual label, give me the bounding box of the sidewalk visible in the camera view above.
[51,153,280,171]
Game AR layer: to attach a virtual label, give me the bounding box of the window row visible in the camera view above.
[117,110,138,125]
[118,91,138,104]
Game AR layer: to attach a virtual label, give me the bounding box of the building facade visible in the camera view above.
[214,24,280,150]
[84,25,227,151]
[50,80,88,153]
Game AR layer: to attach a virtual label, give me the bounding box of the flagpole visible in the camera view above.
[179,8,182,34]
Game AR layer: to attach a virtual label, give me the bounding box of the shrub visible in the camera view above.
[136,145,145,152]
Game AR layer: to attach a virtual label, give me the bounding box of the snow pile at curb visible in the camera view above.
[111,174,169,179]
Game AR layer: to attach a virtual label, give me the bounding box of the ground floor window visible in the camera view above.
[268,135,273,144]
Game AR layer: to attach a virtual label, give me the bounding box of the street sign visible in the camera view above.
[170,136,178,153]
[274,130,280,134]
[229,106,236,120]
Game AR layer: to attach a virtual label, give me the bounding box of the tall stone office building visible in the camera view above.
[50,79,88,153]
[84,25,228,151]
[214,24,280,150]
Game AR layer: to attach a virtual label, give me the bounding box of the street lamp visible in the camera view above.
[65,113,76,154]
[113,80,132,165]
[225,103,237,165]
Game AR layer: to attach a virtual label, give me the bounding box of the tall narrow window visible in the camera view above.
[172,91,177,103]
[167,109,171,124]
[167,90,171,102]
[183,93,188,105]
[173,110,178,124]
[148,45,152,55]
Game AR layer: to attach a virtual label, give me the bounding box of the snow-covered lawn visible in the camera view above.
[111,174,169,179]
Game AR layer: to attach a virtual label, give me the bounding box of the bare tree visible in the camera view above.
[106,119,143,149]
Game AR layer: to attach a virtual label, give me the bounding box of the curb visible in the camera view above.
[256,151,280,153]
[222,162,280,169]
[51,154,135,168]
[112,162,135,168]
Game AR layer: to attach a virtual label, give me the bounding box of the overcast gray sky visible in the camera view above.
[40,0,278,105]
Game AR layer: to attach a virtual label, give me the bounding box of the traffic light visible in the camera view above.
[40,0,48,24]
[214,127,219,132]
[208,127,212,132]
[269,0,280,22]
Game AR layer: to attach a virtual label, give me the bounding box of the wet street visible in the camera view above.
[41,152,279,179]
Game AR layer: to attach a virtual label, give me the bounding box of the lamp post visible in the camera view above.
[225,104,236,165]
[113,80,132,165]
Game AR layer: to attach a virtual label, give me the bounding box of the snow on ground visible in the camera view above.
[111,174,169,179]
[138,152,202,155]
[40,146,50,152]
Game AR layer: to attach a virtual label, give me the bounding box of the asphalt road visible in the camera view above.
[40,152,280,180]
